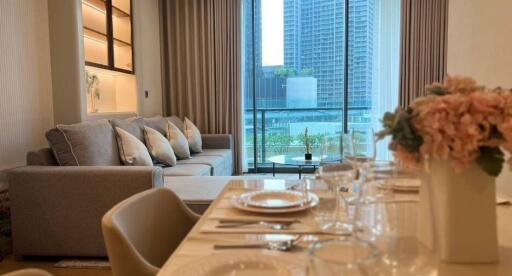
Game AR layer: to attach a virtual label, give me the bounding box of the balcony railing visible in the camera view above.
[244,106,371,166]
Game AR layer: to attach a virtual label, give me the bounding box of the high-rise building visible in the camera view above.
[283,0,374,109]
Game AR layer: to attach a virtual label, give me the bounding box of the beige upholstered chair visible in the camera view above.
[3,269,52,276]
[102,188,200,276]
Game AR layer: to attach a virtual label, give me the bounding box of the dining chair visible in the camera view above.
[3,269,52,276]
[102,188,200,276]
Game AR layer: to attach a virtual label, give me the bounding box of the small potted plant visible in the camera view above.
[304,127,312,160]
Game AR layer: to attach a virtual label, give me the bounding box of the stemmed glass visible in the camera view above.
[316,163,357,234]
[343,129,377,203]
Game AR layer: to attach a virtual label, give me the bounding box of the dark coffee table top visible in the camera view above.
[267,154,341,166]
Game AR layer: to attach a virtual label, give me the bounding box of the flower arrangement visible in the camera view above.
[377,75,512,177]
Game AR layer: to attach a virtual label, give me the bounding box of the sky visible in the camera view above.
[261,0,284,66]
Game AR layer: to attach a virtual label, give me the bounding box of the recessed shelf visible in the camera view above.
[84,26,131,47]
[83,0,130,18]
[83,0,106,14]
[82,0,133,74]
[112,6,130,17]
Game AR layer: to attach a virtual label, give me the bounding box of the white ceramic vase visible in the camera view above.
[417,159,499,263]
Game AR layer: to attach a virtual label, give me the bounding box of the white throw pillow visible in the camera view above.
[184,117,203,153]
[144,126,177,166]
[115,127,153,166]
[167,121,191,159]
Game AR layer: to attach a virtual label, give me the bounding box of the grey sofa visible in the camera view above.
[7,116,233,257]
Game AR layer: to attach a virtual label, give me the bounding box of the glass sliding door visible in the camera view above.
[243,0,400,171]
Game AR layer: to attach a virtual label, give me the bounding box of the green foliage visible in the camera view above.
[425,84,449,96]
[376,107,423,153]
[476,147,504,177]
[274,67,314,77]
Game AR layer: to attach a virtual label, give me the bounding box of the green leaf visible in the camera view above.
[426,85,449,96]
[476,147,504,177]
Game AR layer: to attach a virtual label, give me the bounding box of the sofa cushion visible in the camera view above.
[46,120,121,166]
[162,164,211,176]
[196,149,233,175]
[110,117,145,142]
[143,116,168,136]
[184,117,202,153]
[144,126,176,166]
[167,121,190,159]
[166,115,185,133]
[178,155,224,176]
[115,127,153,166]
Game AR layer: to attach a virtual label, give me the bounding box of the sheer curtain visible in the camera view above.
[371,0,401,161]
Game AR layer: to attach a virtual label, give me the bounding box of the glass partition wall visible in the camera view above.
[243,0,400,172]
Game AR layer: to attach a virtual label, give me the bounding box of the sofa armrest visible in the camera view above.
[201,134,233,149]
[7,166,163,256]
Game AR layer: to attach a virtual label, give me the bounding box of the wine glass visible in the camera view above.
[344,128,376,175]
[343,129,377,203]
[316,163,357,234]
[308,239,382,276]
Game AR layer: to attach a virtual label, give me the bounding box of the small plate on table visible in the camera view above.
[173,252,306,276]
[232,191,319,214]
[242,190,307,209]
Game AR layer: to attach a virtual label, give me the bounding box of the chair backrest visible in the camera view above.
[102,188,198,276]
[3,269,52,276]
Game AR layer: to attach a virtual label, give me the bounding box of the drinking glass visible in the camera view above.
[343,129,378,203]
[316,163,357,234]
[356,202,435,275]
[308,239,382,276]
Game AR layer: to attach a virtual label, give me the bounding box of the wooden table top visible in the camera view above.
[158,179,512,275]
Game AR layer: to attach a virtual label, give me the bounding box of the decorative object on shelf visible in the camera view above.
[304,127,312,160]
[377,75,512,263]
[85,71,100,113]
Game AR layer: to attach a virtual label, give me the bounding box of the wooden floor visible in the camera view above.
[0,255,112,276]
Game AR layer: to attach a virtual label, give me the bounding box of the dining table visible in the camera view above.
[157,178,512,275]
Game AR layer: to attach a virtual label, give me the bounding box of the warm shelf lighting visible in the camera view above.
[82,1,105,14]
[84,34,107,45]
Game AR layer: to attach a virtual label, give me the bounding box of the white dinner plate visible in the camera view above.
[231,192,319,214]
[242,190,307,208]
[173,252,306,276]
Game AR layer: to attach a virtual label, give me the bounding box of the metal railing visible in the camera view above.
[244,106,371,166]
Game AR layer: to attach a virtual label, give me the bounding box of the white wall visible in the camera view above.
[447,0,512,196]
[133,0,163,117]
[0,0,54,173]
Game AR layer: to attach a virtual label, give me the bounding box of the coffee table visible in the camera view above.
[267,155,341,179]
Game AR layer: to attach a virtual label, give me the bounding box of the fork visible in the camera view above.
[213,235,304,252]
[216,220,299,230]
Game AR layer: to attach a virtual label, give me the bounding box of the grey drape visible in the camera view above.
[399,0,448,107]
[160,0,242,174]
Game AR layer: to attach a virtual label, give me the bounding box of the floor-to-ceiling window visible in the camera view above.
[243,0,400,172]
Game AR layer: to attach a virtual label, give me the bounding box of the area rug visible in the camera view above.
[54,259,111,270]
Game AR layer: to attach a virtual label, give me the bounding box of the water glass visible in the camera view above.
[308,239,382,276]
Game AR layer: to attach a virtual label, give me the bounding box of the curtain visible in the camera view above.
[399,0,448,107]
[160,0,243,174]
[372,0,401,161]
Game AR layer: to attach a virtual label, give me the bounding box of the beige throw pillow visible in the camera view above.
[167,121,191,159]
[144,126,177,166]
[115,127,153,166]
[184,117,202,153]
